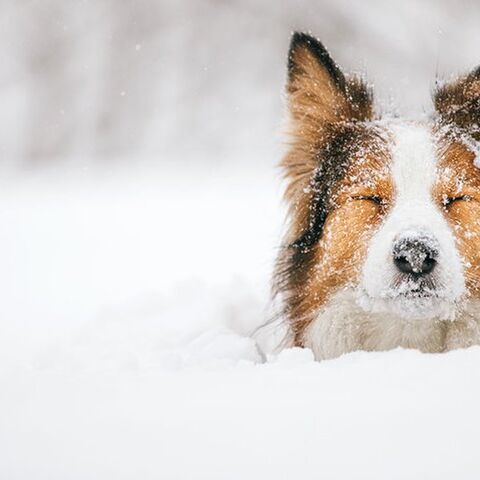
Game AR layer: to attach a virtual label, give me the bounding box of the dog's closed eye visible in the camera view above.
[351,195,384,206]
[443,195,472,207]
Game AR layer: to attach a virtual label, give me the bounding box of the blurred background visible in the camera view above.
[3,0,480,166]
[1,0,480,369]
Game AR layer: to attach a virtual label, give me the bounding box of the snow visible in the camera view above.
[2,161,480,479]
[2,1,480,478]
[467,136,480,169]
[0,160,280,372]
[3,346,480,479]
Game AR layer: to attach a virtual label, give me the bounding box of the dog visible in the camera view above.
[274,32,480,360]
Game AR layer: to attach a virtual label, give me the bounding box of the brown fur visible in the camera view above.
[434,68,480,140]
[435,140,480,297]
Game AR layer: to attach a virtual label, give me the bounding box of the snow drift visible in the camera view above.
[1,163,480,480]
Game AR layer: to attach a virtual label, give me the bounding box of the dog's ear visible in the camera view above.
[434,67,480,140]
[286,32,373,128]
[281,33,373,248]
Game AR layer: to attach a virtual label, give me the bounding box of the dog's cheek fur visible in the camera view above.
[282,188,392,344]
[436,141,480,298]
[277,128,392,344]
[448,201,480,297]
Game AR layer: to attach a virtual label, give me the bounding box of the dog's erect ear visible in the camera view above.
[434,67,480,140]
[286,32,373,128]
[280,33,374,250]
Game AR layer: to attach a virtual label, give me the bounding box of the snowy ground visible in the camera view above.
[0,159,280,371]
[1,160,480,479]
[4,347,480,480]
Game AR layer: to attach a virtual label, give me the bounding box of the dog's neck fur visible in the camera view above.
[303,290,480,360]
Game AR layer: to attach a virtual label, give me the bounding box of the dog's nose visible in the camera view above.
[392,235,439,275]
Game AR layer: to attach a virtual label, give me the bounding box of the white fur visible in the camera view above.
[304,289,480,360]
[304,123,470,360]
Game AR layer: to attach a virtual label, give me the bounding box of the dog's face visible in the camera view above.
[277,33,480,343]
[359,123,476,321]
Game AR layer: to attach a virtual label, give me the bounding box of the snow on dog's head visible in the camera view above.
[275,32,480,351]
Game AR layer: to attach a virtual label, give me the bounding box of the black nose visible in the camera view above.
[393,237,438,276]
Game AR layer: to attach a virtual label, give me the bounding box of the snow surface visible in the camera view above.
[2,161,480,479]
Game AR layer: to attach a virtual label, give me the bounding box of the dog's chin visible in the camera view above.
[357,287,458,321]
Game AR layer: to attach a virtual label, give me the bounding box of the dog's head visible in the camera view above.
[277,32,480,342]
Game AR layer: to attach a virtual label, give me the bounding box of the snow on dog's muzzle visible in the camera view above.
[359,218,465,321]
[389,231,443,303]
[392,232,439,277]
